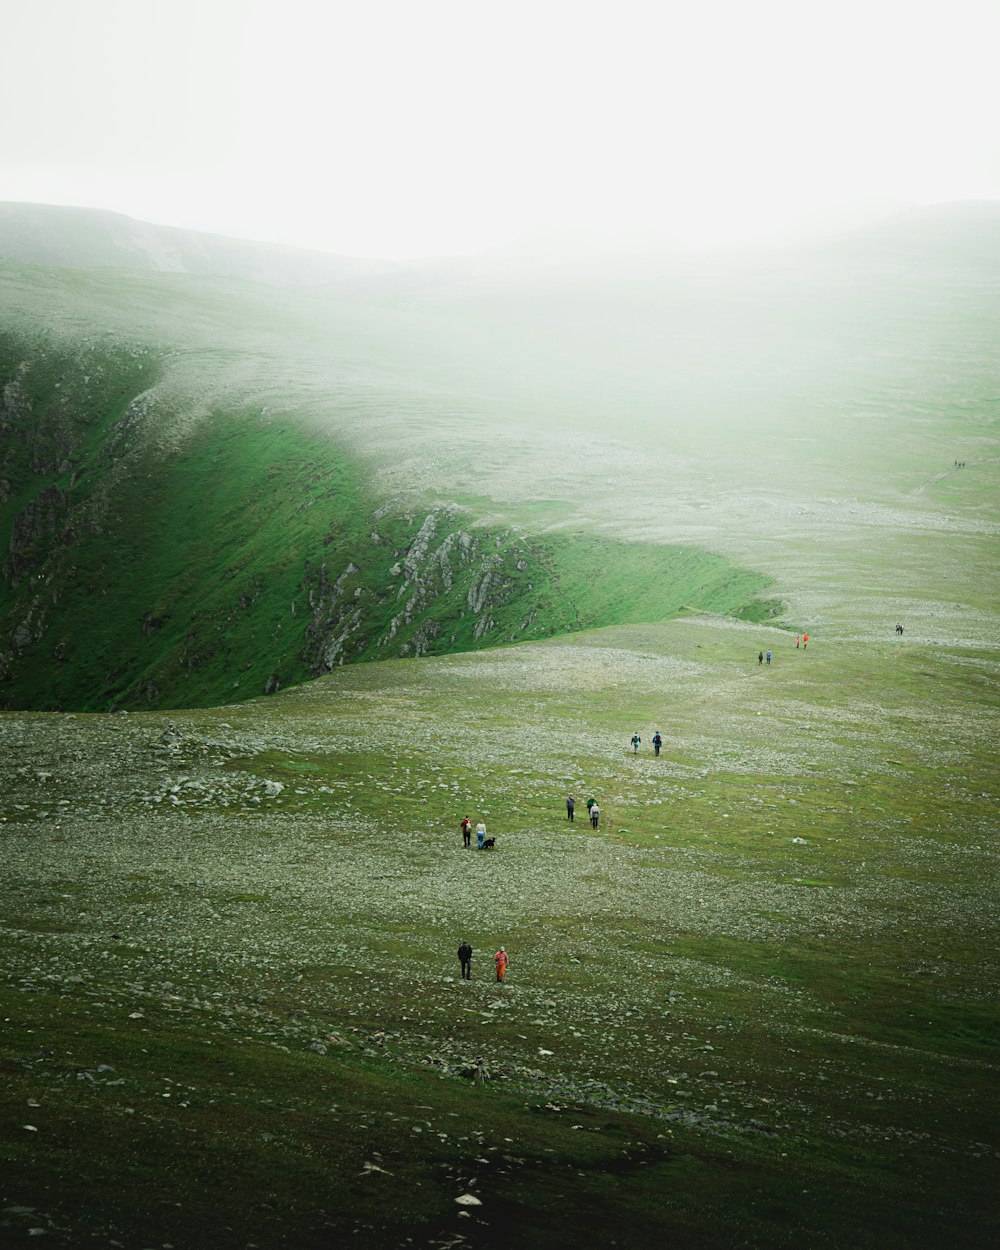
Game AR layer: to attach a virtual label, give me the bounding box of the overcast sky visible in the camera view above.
[3,0,999,258]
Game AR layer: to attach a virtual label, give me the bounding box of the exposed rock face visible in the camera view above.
[0,339,168,703]
[300,561,365,673]
[5,484,70,586]
[300,507,536,675]
[2,359,90,479]
[468,555,503,614]
[104,389,156,461]
[2,363,32,423]
[0,338,770,711]
[403,511,441,581]
[0,338,558,707]
[9,596,47,654]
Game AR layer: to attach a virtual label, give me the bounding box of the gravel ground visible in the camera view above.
[2,616,996,1180]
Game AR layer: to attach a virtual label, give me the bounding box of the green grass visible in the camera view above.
[0,235,997,1248]
[7,985,978,1250]
[0,326,773,710]
[1,611,996,1247]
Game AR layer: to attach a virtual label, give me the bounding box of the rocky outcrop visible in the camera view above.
[300,560,367,674]
[0,339,169,705]
[403,511,441,581]
[2,362,32,424]
[408,618,441,657]
[9,596,47,654]
[103,389,156,462]
[4,484,70,586]
[375,512,510,655]
[300,507,539,675]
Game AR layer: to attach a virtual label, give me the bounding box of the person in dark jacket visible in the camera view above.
[566,793,575,822]
[458,940,473,980]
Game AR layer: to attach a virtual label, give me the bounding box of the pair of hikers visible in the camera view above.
[567,794,599,828]
[460,817,490,849]
[457,941,509,982]
[631,732,663,756]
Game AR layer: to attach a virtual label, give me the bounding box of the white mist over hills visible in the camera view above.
[0,185,997,704]
[0,202,395,287]
[4,1,1000,260]
[2,199,999,293]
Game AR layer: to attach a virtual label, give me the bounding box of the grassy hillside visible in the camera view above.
[0,314,774,711]
[0,202,400,286]
[0,206,997,1247]
[1,612,996,1248]
[5,204,998,717]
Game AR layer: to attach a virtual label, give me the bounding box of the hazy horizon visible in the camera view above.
[4,0,1000,261]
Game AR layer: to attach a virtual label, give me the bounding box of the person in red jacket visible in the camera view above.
[460,816,472,848]
[494,947,509,983]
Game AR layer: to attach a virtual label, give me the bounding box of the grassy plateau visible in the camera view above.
[1,618,996,1248]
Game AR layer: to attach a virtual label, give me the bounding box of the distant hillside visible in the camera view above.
[0,202,404,288]
[3,195,997,711]
[810,201,1000,276]
[0,264,773,711]
[3,199,998,297]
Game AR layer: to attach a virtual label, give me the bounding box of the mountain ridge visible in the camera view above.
[2,196,997,709]
[2,199,999,293]
[0,201,405,288]
[0,295,774,711]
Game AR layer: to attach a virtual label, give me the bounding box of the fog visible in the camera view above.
[4,0,1000,259]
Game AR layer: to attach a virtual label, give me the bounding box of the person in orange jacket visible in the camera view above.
[494,946,509,983]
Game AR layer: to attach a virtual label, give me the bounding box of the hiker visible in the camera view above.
[758,651,764,665]
[494,946,509,983]
[590,802,600,830]
[802,633,809,649]
[585,796,596,816]
[765,649,772,665]
[631,732,641,754]
[461,816,472,848]
[652,731,663,757]
[795,635,800,648]
[476,820,487,849]
[458,940,473,980]
[566,793,575,822]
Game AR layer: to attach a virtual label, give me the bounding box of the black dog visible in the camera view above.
[481,836,496,850]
